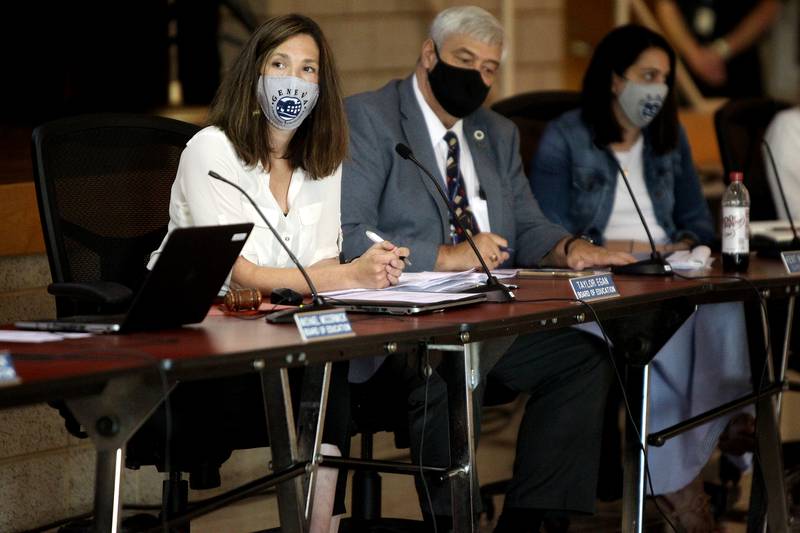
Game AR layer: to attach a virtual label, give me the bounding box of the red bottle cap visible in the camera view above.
[729,171,744,182]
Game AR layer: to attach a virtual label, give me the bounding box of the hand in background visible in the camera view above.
[687,46,727,87]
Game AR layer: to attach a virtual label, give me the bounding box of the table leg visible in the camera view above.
[431,342,478,533]
[296,362,332,520]
[775,295,795,416]
[66,371,172,533]
[261,363,330,533]
[621,363,649,533]
[261,367,305,533]
[754,300,790,532]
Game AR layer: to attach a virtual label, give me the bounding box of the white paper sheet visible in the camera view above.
[667,246,714,270]
[329,290,480,304]
[0,331,92,343]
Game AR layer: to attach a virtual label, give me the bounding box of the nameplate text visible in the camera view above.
[294,309,355,342]
[569,273,620,302]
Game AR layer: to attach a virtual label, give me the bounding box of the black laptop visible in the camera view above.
[16,224,253,333]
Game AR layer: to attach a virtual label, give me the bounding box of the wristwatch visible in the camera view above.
[563,234,594,256]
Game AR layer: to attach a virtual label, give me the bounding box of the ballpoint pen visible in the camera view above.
[365,230,412,266]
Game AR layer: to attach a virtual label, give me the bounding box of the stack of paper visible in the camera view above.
[321,269,517,299]
[388,269,514,293]
[751,220,800,244]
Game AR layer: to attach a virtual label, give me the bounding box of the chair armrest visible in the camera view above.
[47,281,134,306]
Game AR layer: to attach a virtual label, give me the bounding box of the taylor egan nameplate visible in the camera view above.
[569,273,620,302]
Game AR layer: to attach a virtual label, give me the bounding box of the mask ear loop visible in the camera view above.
[429,41,443,73]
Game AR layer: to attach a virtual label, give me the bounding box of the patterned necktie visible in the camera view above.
[443,131,479,243]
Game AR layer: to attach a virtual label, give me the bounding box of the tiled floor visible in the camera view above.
[181,371,800,533]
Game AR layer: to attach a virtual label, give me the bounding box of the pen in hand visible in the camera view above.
[365,230,412,266]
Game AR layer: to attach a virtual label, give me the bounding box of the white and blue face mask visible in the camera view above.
[256,75,319,130]
[617,79,668,129]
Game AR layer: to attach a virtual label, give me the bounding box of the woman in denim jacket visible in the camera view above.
[530,25,753,532]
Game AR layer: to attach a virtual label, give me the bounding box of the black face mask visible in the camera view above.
[427,45,490,118]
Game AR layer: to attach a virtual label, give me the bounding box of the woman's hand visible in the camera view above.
[659,239,693,254]
[351,241,410,288]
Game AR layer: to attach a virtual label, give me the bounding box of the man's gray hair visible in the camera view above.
[430,6,505,49]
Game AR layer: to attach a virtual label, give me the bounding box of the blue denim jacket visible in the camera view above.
[529,109,714,246]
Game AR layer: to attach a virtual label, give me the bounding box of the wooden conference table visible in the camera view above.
[0,256,797,533]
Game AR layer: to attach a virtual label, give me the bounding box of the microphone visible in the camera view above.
[208,170,333,323]
[761,139,800,251]
[602,148,673,276]
[394,143,515,302]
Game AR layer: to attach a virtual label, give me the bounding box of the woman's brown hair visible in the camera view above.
[208,14,347,179]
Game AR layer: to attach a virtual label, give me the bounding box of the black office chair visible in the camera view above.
[491,90,582,176]
[31,114,268,530]
[714,98,792,221]
[32,113,198,317]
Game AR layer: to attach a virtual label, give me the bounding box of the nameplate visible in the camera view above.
[781,251,800,274]
[294,309,355,342]
[0,351,20,386]
[569,273,620,302]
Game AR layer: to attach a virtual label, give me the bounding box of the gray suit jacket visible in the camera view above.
[341,74,569,271]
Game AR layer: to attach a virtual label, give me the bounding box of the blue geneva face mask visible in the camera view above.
[256,75,319,130]
[617,79,668,128]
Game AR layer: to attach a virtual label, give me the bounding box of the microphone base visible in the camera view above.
[266,302,336,324]
[465,282,516,303]
[611,256,674,276]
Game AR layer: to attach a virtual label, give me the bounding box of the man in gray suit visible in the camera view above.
[342,6,635,532]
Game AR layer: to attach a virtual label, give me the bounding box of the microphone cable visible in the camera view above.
[419,348,438,533]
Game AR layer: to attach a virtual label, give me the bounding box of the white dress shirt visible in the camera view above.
[604,135,669,244]
[412,73,491,235]
[149,126,342,289]
[764,107,800,221]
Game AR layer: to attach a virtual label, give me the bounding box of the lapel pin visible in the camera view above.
[473,130,485,141]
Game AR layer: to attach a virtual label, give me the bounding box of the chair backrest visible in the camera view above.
[714,98,791,221]
[491,90,582,176]
[31,114,200,316]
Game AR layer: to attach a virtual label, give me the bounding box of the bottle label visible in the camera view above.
[722,206,749,254]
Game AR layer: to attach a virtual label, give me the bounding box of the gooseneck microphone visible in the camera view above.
[602,148,673,276]
[208,170,333,323]
[762,139,800,249]
[394,143,515,302]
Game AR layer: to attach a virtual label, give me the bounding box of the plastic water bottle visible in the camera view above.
[721,171,750,272]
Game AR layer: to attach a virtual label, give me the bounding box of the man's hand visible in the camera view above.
[566,239,636,271]
[435,232,510,271]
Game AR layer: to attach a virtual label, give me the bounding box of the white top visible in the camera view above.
[149,126,342,289]
[412,73,491,235]
[604,135,669,245]
[764,107,800,221]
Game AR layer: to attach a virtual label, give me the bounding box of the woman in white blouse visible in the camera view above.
[153,14,408,532]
